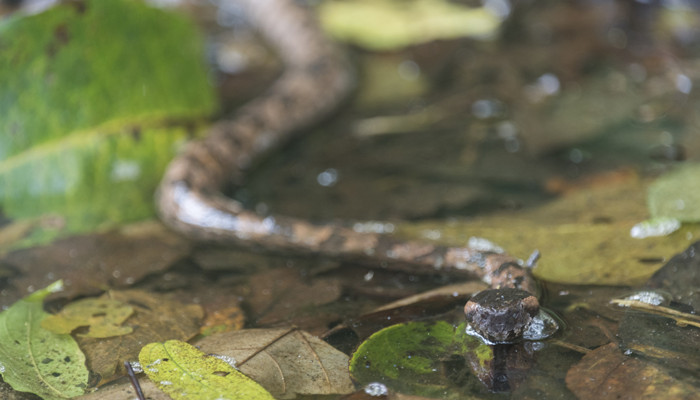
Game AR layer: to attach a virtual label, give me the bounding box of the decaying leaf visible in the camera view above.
[0,281,89,400]
[246,267,341,328]
[139,340,274,400]
[195,328,354,399]
[565,343,699,400]
[0,221,189,309]
[42,298,134,338]
[77,290,204,386]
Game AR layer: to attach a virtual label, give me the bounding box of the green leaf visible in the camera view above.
[0,280,89,399]
[139,340,275,400]
[349,321,487,397]
[41,298,134,338]
[648,163,700,222]
[0,0,215,236]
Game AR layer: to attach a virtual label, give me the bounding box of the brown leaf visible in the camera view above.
[195,328,354,399]
[78,289,204,386]
[0,221,189,308]
[246,267,341,327]
[566,343,699,400]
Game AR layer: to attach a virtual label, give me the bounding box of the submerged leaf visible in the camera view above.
[0,281,89,399]
[139,340,274,400]
[42,298,134,338]
[566,343,699,400]
[349,321,488,397]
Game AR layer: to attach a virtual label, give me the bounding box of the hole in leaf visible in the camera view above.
[213,371,229,377]
[41,358,53,364]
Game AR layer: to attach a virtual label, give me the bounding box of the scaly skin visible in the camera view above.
[156,0,546,342]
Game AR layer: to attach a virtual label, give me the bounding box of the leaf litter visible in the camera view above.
[0,281,89,400]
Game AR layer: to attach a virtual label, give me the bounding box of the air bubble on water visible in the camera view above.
[364,382,388,396]
[316,168,338,187]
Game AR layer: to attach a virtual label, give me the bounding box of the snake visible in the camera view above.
[156,0,558,344]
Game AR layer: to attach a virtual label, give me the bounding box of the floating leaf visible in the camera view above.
[648,163,700,222]
[42,298,134,338]
[195,328,354,399]
[0,0,215,235]
[139,340,274,400]
[0,280,89,399]
[319,0,500,50]
[77,290,204,386]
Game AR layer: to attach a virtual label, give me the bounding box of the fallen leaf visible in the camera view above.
[77,290,204,386]
[246,267,341,327]
[139,340,274,400]
[42,298,134,338]
[0,281,89,399]
[0,221,190,308]
[195,328,354,399]
[565,343,699,400]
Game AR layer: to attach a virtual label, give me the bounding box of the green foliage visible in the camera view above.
[0,281,89,399]
[0,0,215,236]
[139,340,275,400]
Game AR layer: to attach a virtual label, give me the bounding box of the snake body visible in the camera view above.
[156,0,556,343]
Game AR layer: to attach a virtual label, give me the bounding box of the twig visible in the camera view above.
[124,361,145,400]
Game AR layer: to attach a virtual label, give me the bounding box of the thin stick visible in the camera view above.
[124,361,146,400]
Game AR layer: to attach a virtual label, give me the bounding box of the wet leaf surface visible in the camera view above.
[0,221,190,309]
[42,298,134,338]
[139,340,274,400]
[245,267,342,329]
[0,281,89,400]
[565,343,699,400]
[0,0,215,237]
[616,240,700,373]
[195,328,355,399]
[77,290,204,386]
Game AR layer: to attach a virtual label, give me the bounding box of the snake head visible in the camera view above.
[464,288,540,343]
